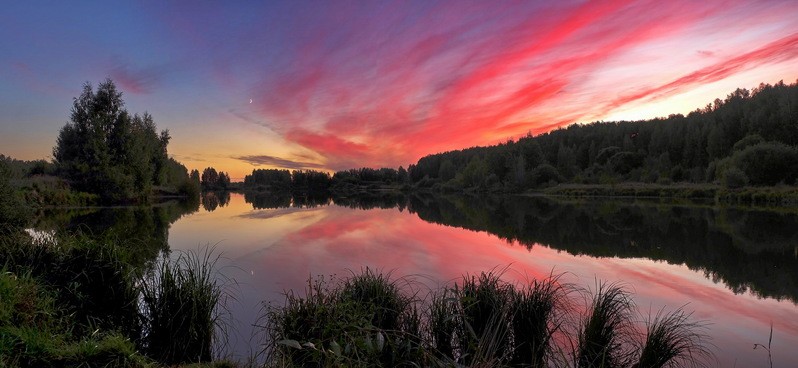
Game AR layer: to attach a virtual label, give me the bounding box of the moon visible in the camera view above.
[249,99,253,104]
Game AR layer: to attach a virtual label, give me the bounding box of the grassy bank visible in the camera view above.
[0,232,229,367]
[9,175,200,209]
[541,183,798,206]
[263,269,712,368]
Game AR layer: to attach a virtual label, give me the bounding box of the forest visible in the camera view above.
[407,80,798,192]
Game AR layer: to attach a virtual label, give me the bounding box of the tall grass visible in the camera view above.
[141,248,224,365]
[429,288,458,360]
[0,264,152,368]
[0,234,141,339]
[510,274,567,367]
[338,268,412,331]
[576,282,635,368]
[636,308,711,368]
[262,269,711,368]
[264,269,430,367]
[456,271,514,365]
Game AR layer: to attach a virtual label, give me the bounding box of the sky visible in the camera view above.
[1,0,797,179]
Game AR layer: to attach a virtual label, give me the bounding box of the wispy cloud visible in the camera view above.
[108,60,170,95]
[234,154,326,170]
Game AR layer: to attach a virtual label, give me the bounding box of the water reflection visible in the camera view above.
[405,194,798,303]
[32,198,199,268]
[202,191,231,212]
[232,191,798,303]
[30,192,798,366]
[166,193,798,366]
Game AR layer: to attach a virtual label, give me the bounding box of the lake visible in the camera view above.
[34,192,798,366]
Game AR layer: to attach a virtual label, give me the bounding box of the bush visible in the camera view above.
[723,167,749,189]
[531,164,563,187]
[730,142,798,185]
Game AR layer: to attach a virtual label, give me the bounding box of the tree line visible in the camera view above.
[238,80,798,195]
[406,80,798,191]
[241,166,412,194]
[9,78,794,207]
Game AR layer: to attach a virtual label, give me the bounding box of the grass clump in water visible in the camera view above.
[636,308,711,368]
[456,271,515,366]
[265,268,429,367]
[576,282,635,368]
[141,247,224,365]
[510,274,567,367]
[263,269,712,368]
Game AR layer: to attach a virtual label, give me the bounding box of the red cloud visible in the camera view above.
[602,32,798,114]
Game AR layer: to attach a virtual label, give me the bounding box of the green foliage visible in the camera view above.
[733,134,765,152]
[0,271,55,331]
[52,80,172,202]
[454,156,490,190]
[266,271,427,367]
[0,240,155,368]
[2,238,142,339]
[531,164,562,187]
[457,271,516,365]
[510,275,566,367]
[438,159,456,182]
[729,142,798,186]
[244,168,292,191]
[607,152,643,176]
[201,167,232,190]
[0,160,30,229]
[595,146,622,166]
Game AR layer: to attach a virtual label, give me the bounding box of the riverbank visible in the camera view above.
[538,183,798,206]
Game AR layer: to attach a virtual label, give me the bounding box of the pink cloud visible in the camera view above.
[107,60,170,95]
[601,32,798,114]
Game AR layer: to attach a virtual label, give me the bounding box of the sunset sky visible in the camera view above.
[1,1,797,179]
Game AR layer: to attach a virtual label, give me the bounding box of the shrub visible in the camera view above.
[722,167,749,189]
[731,142,798,185]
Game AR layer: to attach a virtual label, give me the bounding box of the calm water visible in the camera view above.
[36,192,798,366]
